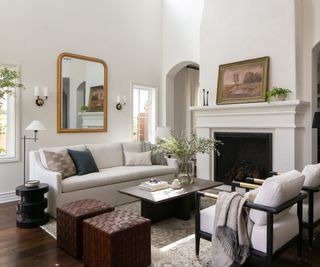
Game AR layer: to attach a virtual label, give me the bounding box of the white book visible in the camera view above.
[138,181,169,191]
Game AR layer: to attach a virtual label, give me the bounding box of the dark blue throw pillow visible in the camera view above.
[68,149,99,175]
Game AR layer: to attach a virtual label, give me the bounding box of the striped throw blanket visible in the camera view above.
[212,191,253,267]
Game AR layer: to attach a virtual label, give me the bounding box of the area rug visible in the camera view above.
[41,201,214,266]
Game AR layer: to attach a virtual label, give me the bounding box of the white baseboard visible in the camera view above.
[0,191,19,203]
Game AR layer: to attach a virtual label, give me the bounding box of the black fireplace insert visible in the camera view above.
[214,132,272,184]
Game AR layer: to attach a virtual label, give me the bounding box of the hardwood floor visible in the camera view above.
[0,201,83,267]
[0,201,319,266]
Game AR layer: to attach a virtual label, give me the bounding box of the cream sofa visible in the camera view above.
[29,142,176,218]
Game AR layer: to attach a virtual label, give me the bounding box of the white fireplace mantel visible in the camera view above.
[190,100,310,181]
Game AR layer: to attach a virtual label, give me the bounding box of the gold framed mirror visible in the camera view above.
[57,52,108,133]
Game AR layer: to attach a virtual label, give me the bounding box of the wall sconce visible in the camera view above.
[116,95,127,110]
[34,86,49,106]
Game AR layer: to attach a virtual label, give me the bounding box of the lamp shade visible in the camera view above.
[25,120,47,131]
[312,112,320,129]
[156,126,171,138]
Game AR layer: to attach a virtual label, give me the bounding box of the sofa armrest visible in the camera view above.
[29,151,63,194]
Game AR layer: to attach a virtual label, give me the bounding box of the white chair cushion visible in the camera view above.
[290,191,320,223]
[61,165,176,193]
[244,188,260,202]
[249,170,305,226]
[302,164,320,187]
[124,151,152,166]
[200,205,216,234]
[86,143,123,169]
[200,205,298,253]
[39,145,86,168]
[122,142,142,153]
[250,212,298,253]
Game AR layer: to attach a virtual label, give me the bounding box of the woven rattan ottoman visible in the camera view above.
[57,198,114,258]
[83,210,151,267]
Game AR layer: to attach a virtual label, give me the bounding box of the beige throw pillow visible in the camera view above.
[124,151,152,166]
[43,149,76,179]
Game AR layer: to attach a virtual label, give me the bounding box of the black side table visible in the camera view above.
[16,183,50,228]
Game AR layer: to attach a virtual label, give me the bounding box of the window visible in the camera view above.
[132,84,156,143]
[0,64,20,162]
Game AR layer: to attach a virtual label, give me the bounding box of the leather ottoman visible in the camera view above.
[57,199,114,258]
[83,210,151,267]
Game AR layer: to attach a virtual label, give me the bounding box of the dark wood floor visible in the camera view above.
[0,201,320,267]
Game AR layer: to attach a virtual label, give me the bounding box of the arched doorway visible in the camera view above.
[165,61,200,135]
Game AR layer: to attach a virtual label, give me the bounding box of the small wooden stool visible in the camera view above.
[57,199,114,258]
[83,210,151,267]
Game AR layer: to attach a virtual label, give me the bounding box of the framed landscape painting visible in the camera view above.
[88,85,104,112]
[216,57,269,105]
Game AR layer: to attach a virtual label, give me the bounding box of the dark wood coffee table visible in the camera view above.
[118,178,222,223]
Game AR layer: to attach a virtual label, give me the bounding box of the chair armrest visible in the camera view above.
[245,193,307,214]
[269,171,283,176]
[302,185,320,193]
[196,191,307,214]
[231,181,260,190]
[245,177,264,185]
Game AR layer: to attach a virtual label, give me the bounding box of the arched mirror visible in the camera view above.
[57,52,108,133]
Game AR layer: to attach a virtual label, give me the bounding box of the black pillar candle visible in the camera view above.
[206,91,209,106]
[202,89,206,106]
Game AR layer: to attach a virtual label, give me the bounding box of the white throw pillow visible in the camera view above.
[249,170,305,226]
[86,143,123,169]
[124,151,152,166]
[302,164,320,187]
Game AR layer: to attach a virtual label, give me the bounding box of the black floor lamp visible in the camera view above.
[22,120,47,184]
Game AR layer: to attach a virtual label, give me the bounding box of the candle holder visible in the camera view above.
[116,95,127,110]
[34,86,49,106]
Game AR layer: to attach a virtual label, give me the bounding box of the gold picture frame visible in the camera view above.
[216,57,269,105]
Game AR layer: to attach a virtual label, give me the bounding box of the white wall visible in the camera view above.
[200,0,297,106]
[0,0,162,195]
[297,0,320,163]
[161,0,204,126]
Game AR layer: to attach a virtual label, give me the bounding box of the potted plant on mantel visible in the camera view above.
[0,67,24,153]
[266,87,292,103]
[154,132,222,184]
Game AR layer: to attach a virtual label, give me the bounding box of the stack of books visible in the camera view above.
[138,180,169,191]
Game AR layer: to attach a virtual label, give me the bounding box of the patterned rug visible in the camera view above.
[41,200,215,266]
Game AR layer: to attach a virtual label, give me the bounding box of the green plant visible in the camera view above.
[81,105,89,112]
[266,87,292,103]
[153,132,223,163]
[0,67,23,105]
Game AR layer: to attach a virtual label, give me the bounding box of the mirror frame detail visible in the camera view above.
[57,52,108,133]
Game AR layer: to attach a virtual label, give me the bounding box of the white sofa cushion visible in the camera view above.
[200,205,298,253]
[86,143,123,169]
[249,170,305,226]
[122,142,142,153]
[124,151,152,166]
[39,145,86,168]
[61,165,176,193]
[302,164,320,187]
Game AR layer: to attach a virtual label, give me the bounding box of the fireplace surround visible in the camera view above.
[190,100,309,181]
